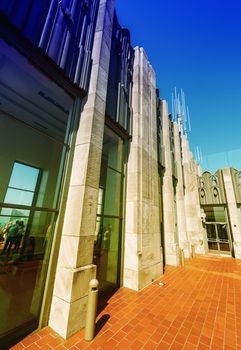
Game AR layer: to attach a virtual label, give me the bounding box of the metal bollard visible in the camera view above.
[179,249,185,267]
[191,245,196,259]
[85,279,99,341]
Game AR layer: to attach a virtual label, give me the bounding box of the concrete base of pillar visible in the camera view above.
[124,261,163,291]
[139,262,163,290]
[179,240,191,258]
[165,253,179,266]
[49,264,96,339]
[184,247,191,258]
[233,242,241,259]
[49,294,88,339]
[195,245,206,255]
[165,242,179,266]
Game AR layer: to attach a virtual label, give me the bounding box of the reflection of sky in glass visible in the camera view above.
[4,161,40,206]
[5,188,34,205]
[9,162,39,191]
[0,162,40,227]
[201,148,241,173]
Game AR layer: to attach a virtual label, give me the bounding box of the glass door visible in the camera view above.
[206,223,231,255]
[216,224,230,253]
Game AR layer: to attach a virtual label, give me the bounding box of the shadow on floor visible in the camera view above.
[95,314,110,335]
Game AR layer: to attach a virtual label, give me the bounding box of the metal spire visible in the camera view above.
[171,88,191,135]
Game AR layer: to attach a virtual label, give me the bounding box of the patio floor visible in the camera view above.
[11,255,241,350]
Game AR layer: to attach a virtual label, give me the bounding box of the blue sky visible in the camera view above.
[116,0,241,172]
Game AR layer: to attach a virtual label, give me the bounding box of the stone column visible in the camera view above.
[48,0,114,338]
[161,100,179,265]
[182,136,204,254]
[124,47,163,290]
[222,168,241,258]
[173,123,190,257]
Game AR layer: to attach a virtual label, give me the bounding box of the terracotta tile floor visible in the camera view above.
[11,255,241,350]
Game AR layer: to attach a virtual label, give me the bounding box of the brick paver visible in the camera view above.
[11,256,241,349]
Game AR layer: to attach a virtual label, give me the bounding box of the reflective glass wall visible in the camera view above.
[0,40,75,347]
[93,127,124,292]
[200,148,241,174]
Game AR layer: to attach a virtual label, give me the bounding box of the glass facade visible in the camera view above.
[0,40,75,347]
[93,127,124,292]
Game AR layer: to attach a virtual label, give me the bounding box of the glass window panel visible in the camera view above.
[93,217,120,290]
[204,206,226,222]
[219,242,230,252]
[4,188,34,206]
[103,169,122,217]
[206,224,216,239]
[208,241,218,250]
[0,209,30,229]
[102,128,123,172]
[217,224,228,240]
[0,208,56,337]
[97,188,104,215]
[9,162,40,191]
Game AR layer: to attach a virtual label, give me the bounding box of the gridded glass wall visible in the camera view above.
[0,40,75,348]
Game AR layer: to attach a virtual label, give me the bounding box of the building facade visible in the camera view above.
[0,1,240,348]
[198,168,241,258]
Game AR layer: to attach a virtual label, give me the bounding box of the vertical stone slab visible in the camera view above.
[182,136,204,254]
[161,100,179,265]
[48,0,114,338]
[173,123,190,257]
[222,168,241,258]
[124,47,163,290]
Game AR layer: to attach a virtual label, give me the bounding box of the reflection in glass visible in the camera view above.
[4,188,34,206]
[0,208,56,338]
[206,224,216,239]
[9,163,40,191]
[217,224,228,240]
[208,241,218,251]
[204,206,226,222]
[103,169,122,217]
[0,42,75,346]
[102,127,123,172]
[94,126,124,292]
[219,242,230,252]
[93,217,120,290]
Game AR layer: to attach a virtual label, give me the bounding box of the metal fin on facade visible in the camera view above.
[105,13,134,136]
[0,0,99,92]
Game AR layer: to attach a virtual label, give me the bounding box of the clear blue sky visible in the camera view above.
[116,0,241,172]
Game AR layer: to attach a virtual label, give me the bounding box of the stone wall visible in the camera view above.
[124,47,163,290]
[48,0,115,338]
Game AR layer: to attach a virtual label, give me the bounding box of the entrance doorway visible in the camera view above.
[206,223,231,255]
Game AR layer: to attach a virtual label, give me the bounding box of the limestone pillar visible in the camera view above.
[173,123,190,257]
[222,168,241,258]
[124,47,163,290]
[182,136,204,254]
[161,101,179,265]
[48,0,114,338]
